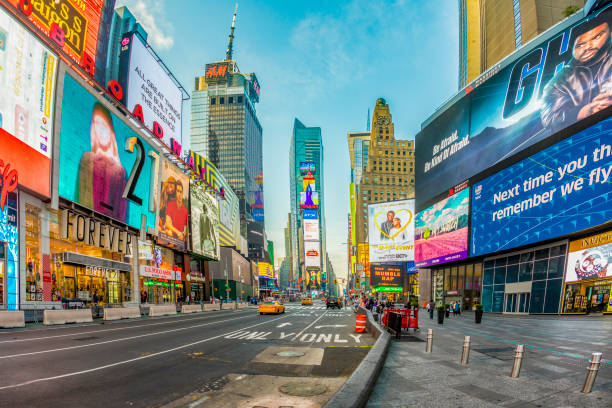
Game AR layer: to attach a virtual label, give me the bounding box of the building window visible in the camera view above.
[238,96,243,103]
[220,97,225,104]
[211,98,216,105]
[25,205,42,301]
[229,97,234,104]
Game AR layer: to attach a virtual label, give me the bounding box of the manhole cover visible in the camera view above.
[276,351,305,358]
[279,382,327,397]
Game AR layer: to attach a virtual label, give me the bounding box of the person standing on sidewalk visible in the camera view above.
[427,300,434,319]
[455,301,461,316]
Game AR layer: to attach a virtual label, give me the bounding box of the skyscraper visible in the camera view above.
[100,6,149,86]
[190,7,264,242]
[348,99,415,289]
[290,119,326,292]
[458,0,586,88]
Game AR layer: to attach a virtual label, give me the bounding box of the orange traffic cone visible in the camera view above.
[355,314,367,333]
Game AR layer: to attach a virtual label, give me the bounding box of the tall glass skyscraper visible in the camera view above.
[290,119,326,292]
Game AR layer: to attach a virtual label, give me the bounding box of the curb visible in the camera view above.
[324,307,391,408]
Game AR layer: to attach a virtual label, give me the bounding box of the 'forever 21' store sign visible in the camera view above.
[60,209,135,256]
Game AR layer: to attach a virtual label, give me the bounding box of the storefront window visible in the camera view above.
[457,266,465,291]
[465,264,473,290]
[444,268,451,291]
[139,243,176,304]
[25,205,42,301]
[49,209,132,305]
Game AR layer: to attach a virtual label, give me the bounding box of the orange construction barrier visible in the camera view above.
[355,314,367,333]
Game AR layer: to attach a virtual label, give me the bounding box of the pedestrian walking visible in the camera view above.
[455,301,461,316]
[427,300,434,319]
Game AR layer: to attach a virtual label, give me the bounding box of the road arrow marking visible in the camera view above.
[277,322,292,328]
[314,325,347,329]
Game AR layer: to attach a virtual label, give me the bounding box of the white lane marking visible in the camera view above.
[314,324,346,329]
[279,332,295,339]
[349,334,362,343]
[0,311,249,344]
[0,314,289,390]
[0,313,256,359]
[334,334,348,343]
[187,396,209,408]
[292,309,328,341]
[277,322,292,328]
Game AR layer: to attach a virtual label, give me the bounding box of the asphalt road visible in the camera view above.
[0,303,373,408]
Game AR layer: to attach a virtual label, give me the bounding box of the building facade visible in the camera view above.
[459,0,587,88]
[290,119,327,293]
[348,99,415,294]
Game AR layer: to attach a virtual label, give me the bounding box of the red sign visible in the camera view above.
[205,63,229,81]
[7,0,105,75]
[306,250,319,257]
[0,129,51,202]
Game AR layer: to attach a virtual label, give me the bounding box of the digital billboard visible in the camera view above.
[415,189,469,267]
[368,200,415,263]
[416,5,612,208]
[157,159,189,250]
[0,8,57,184]
[189,150,239,247]
[258,261,275,278]
[303,219,319,241]
[304,241,321,268]
[190,179,220,261]
[370,264,403,288]
[471,118,612,257]
[58,73,159,230]
[119,33,183,145]
[299,162,316,175]
[6,0,104,74]
[303,209,318,220]
[566,230,612,283]
[300,191,319,209]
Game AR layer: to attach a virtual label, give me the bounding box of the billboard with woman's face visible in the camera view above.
[58,73,159,230]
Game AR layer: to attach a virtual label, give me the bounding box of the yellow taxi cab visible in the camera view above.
[321,297,326,302]
[301,297,313,305]
[259,300,285,315]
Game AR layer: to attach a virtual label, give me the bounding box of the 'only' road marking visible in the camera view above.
[223,331,362,344]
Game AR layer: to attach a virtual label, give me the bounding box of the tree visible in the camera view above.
[563,5,580,18]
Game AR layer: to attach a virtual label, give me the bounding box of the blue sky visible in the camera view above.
[117,0,459,280]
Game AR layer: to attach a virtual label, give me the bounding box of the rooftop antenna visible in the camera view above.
[366,108,370,131]
[226,3,238,61]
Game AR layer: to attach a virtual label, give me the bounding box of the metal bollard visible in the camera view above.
[461,335,471,365]
[582,352,603,393]
[425,328,433,353]
[510,344,525,378]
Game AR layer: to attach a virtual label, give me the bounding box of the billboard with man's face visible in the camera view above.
[157,159,189,250]
[416,5,612,208]
[190,180,220,260]
[368,200,415,263]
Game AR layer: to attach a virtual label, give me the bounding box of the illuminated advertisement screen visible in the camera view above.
[0,192,18,309]
[303,219,319,241]
[566,230,612,283]
[119,33,183,145]
[370,263,403,288]
[303,209,317,220]
[190,179,220,261]
[416,5,612,208]
[300,191,319,208]
[58,73,159,230]
[368,200,415,263]
[6,0,103,70]
[299,161,316,175]
[258,262,274,278]
[157,159,189,250]
[471,117,612,257]
[415,189,469,267]
[304,241,321,268]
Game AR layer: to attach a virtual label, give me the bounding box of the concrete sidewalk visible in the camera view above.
[367,311,612,408]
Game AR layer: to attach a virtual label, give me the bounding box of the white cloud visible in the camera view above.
[116,0,174,50]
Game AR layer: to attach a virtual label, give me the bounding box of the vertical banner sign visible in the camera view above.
[190,180,220,261]
[58,74,159,230]
[0,192,18,309]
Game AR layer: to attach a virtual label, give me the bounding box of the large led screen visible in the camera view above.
[303,219,319,241]
[119,33,183,145]
[417,5,612,207]
[471,117,612,257]
[370,263,403,288]
[157,159,189,250]
[58,74,159,230]
[300,191,319,208]
[415,189,469,267]
[368,200,415,263]
[6,0,104,71]
[566,230,612,283]
[190,180,220,261]
[304,241,321,268]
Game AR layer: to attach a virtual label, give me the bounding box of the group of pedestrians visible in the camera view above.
[425,299,462,319]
